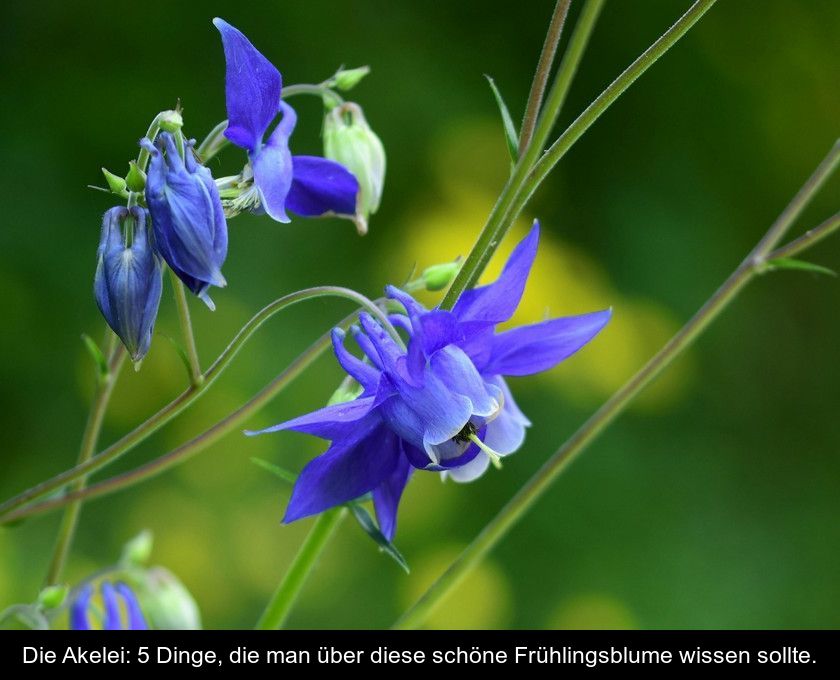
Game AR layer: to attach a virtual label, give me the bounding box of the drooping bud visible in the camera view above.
[158,109,184,133]
[323,103,386,231]
[94,206,164,363]
[142,132,228,310]
[133,567,202,630]
[332,66,370,91]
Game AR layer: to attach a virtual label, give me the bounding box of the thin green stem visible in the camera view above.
[255,507,347,630]
[393,141,840,630]
[43,333,126,585]
[440,0,605,309]
[441,0,716,310]
[518,0,572,156]
[0,288,397,523]
[767,211,840,261]
[169,272,203,387]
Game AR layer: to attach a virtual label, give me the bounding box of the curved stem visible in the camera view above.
[518,0,571,156]
[43,333,126,585]
[0,288,397,523]
[255,507,347,630]
[441,0,716,310]
[170,272,203,386]
[767,211,840,261]
[440,0,605,309]
[393,140,840,630]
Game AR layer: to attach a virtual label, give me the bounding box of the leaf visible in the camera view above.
[250,457,297,485]
[766,257,837,277]
[485,75,519,163]
[348,502,410,573]
[81,334,109,381]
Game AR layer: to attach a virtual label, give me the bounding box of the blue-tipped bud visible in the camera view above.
[94,206,164,363]
[70,581,148,630]
[323,103,386,232]
[143,132,228,310]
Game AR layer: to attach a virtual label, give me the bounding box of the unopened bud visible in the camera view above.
[332,66,370,91]
[126,160,147,192]
[158,109,183,133]
[422,260,461,291]
[101,167,127,195]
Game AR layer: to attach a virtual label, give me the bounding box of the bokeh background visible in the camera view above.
[1,0,838,629]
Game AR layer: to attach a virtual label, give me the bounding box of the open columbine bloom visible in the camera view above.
[213,18,359,224]
[249,223,611,540]
[71,581,148,630]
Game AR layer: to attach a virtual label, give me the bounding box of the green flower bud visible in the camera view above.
[130,567,201,630]
[323,103,386,228]
[120,529,153,567]
[332,66,370,91]
[102,167,127,195]
[125,160,147,192]
[158,109,183,133]
[421,260,462,291]
[37,584,69,610]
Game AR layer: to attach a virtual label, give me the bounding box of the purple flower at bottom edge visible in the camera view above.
[213,18,359,224]
[247,222,612,541]
[71,581,148,630]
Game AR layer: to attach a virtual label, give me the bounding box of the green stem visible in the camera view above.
[441,0,716,310]
[393,140,840,630]
[255,507,347,630]
[170,272,203,387]
[43,333,126,585]
[440,0,605,309]
[518,0,572,156]
[0,288,397,523]
[767,211,840,261]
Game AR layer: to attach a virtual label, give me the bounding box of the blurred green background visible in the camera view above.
[1,0,839,629]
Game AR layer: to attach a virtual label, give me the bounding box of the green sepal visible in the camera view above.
[766,257,837,277]
[348,502,410,573]
[102,167,127,194]
[125,160,147,192]
[81,333,110,382]
[332,66,370,91]
[485,75,519,163]
[251,457,298,485]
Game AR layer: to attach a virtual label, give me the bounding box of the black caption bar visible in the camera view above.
[1,630,836,675]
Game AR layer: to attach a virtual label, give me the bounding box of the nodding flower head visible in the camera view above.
[142,131,228,310]
[70,581,148,630]
[248,222,612,540]
[213,18,360,226]
[94,206,163,362]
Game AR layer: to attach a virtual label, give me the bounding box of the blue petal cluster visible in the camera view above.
[214,18,359,222]
[71,581,148,630]
[94,206,163,362]
[143,132,228,310]
[250,223,611,539]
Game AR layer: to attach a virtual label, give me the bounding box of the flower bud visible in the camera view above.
[132,567,201,630]
[323,103,385,230]
[332,66,370,91]
[143,132,228,310]
[94,206,164,362]
[158,109,183,133]
[125,160,147,192]
[421,260,461,291]
[101,167,127,195]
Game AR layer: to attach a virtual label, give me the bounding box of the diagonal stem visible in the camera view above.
[44,332,126,585]
[393,140,840,629]
[518,0,572,155]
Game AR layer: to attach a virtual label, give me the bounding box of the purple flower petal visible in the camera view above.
[284,424,400,523]
[213,18,282,153]
[446,450,491,482]
[245,397,377,439]
[373,446,413,540]
[250,102,296,223]
[286,156,359,217]
[452,221,540,324]
[331,328,380,392]
[70,584,93,630]
[483,309,612,376]
[101,582,121,630]
[116,583,148,630]
[429,345,500,418]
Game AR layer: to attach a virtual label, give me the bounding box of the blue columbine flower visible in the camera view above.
[142,132,228,310]
[213,18,359,223]
[94,206,164,362]
[248,223,611,539]
[71,581,148,630]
